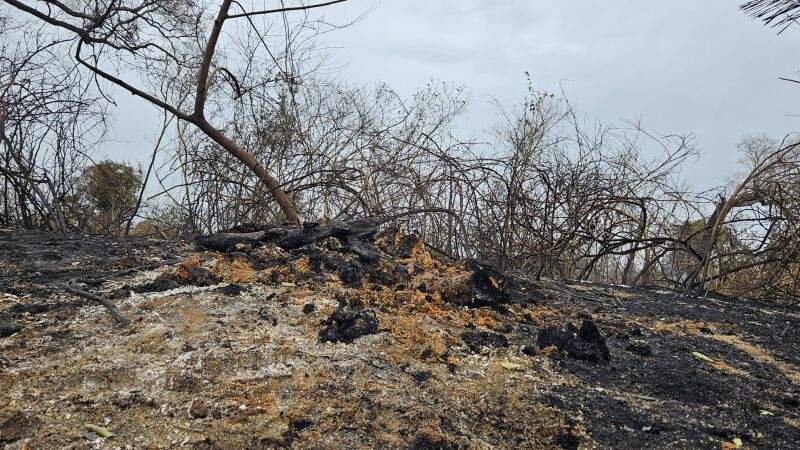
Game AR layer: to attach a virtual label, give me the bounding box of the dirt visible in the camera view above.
[1,229,799,449]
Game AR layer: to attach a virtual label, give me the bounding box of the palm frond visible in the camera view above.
[741,0,800,33]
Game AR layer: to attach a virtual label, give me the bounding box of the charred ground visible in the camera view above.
[0,228,799,449]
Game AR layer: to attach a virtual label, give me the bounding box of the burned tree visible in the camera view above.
[0,16,104,231]
[677,136,800,300]
[2,0,355,225]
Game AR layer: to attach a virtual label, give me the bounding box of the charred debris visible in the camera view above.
[194,218,541,310]
[1,218,614,358]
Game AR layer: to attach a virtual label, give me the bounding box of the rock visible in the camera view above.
[537,320,610,362]
[536,325,576,350]
[319,309,379,344]
[189,399,209,419]
[302,303,316,314]
[215,283,243,296]
[175,263,222,286]
[131,276,179,293]
[461,330,509,353]
[0,321,22,338]
[563,338,606,361]
[577,320,605,345]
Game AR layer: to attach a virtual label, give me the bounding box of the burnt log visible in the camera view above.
[194,230,267,252]
[195,219,380,253]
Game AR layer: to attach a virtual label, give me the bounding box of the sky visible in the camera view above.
[104,0,800,191]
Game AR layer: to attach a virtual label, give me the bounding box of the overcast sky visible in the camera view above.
[106,0,800,190]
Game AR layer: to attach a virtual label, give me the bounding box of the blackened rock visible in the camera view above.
[344,235,383,263]
[348,298,365,309]
[461,330,509,353]
[564,338,609,362]
[578,320,605,344]
[319,309,379,344]
[215,283,243,296]
[302,303,316,314]
[536,326,575,350]
[131,277,179,293]
[411,371,433,383]
[468,260,511,305]
[577,320,610,361]
[537,320,610,362]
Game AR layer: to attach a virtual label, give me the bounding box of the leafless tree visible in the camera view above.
[677,136,800,300]
[2,0,356,224]
[0,14,104,231]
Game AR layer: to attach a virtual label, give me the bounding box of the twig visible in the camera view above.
[66,279,130,325]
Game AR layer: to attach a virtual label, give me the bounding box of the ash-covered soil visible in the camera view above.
[0,229,799,449]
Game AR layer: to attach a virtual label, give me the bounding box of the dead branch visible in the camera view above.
[66,278,130,325]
